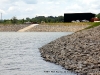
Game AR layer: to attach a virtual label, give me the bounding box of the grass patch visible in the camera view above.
[85,22,100,29]
[42,22,92,26]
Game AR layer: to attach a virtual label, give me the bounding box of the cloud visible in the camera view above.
[23,0,37,4]
[0,0,100,19]
[0,9,6,14]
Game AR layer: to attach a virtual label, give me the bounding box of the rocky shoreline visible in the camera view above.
[39,25,100,75]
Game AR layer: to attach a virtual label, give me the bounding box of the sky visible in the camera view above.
[0,0,100,19]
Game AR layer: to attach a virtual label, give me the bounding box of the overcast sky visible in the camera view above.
[0,0,100,19]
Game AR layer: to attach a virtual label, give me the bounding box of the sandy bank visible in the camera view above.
[25,24,89,32]
[39,25,100,75]
[18,24,39,32]
[0,24,89,32]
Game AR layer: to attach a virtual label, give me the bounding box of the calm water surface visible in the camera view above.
[0,32,77,75]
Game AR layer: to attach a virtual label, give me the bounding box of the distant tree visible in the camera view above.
[26,17,30,22]
[96,13,100,20]
[11,16,18,24]
[0,20,2,23]
[31,18,37,23]
[3,19,12,24]
[35,16,46,23]
[57,16,64,22]
[47,16,55,23]
[2,15,65,25]
[21,18,25,24]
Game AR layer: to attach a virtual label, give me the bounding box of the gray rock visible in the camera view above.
[39,25,100,74]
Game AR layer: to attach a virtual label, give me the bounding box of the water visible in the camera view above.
[0,32,76,75]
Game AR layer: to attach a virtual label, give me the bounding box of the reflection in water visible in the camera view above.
[0,32,76,75]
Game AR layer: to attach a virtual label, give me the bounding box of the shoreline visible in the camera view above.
[17,24,39,32]
[0,23,89,32]
[23,24,89,32]
[39,25,100,75]
[0,24,29,32]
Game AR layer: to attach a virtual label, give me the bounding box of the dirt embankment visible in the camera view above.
[0,24,29,32]
[25,25,89,32]
[18,24,39,32]
[0,24,89,32]
[39,25,100,75]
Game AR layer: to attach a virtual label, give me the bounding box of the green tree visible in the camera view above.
[35,16,46,23]
[11,16,18,24]
[3,19,12,24]
[20,18,25,24]
[26,17,30,22]
[96,13,100,20]
[57,16,64,22]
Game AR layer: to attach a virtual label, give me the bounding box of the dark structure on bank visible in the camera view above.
[64,13,95,22]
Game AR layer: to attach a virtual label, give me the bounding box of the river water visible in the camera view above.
[0,32,77,75]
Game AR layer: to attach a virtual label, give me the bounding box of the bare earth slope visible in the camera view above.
[39,25,100,75]
[18,24,39,32]
[0,24,89,32]
[25,25,89,32]
[0,25,28,32]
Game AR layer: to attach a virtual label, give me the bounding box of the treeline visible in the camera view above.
[0,16,64,24]
[0,13,100,24]
[96,13,100,19]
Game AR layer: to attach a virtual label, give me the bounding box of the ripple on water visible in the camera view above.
[0,32,76,75]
